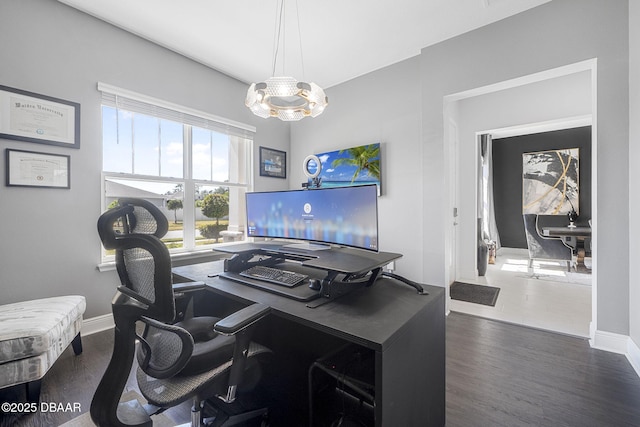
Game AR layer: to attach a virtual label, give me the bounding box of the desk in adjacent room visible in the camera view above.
[173,259,445,427]
[540,226,592,240]
[541,225,592,266]
[540,225,592,251]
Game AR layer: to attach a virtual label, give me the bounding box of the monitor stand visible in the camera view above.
[283,242,331,251]
[218,243,408,306]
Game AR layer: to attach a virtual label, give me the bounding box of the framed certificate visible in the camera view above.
[6,149,71,189]
[0,85,80,148]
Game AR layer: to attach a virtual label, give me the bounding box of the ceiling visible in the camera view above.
[57,0,550,89]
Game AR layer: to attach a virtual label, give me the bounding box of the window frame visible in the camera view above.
[98,83,255,266]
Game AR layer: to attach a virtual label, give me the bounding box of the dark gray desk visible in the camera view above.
[173,260,445,426]
[541,225,592,265]
[541,226,592,239]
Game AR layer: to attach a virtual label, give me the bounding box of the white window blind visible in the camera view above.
[98,82,256,139]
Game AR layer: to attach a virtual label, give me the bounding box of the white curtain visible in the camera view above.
[480,134,501,250]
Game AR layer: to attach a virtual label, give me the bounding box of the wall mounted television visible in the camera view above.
[313,143,381,196]
[246,184,379,252]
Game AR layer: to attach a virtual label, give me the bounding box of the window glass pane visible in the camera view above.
[133,113,160,176]
[105,177,184,249]
[160,119,183,178]
[102,106,132,173]
[192,127,211,181]
[195,185,244,245]
[101,95,251,261]
[192,128,230,182]
[211,132,230,182]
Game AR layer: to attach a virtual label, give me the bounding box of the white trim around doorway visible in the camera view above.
[443,58,598,341]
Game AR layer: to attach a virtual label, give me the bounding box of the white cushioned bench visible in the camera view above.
[0,295,86,401]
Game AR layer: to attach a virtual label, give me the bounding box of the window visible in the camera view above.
[99,83,254,262]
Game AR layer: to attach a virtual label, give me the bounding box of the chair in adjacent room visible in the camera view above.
[91,198,272,427]
[522,214,573,272]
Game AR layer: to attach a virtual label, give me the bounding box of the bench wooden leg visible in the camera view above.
[26,379,42,403]
[71,332,83,355]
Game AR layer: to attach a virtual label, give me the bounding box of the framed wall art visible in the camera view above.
[259,146,286,178]
[522,148,579,215]
[6,148,71,189]
[0,85,80,148]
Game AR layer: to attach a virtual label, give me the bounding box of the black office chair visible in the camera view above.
[522,214,573,272]
[92,198,272,427]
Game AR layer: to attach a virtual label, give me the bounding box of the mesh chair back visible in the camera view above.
[98,198,200,380]
[97,198,175,322]
[124,201,167,236]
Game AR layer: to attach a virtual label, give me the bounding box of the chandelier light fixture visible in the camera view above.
[245,0,328,121]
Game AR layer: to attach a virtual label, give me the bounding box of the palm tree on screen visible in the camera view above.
[332,144,380,183]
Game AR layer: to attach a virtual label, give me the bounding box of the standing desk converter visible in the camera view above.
[172,243,445,426]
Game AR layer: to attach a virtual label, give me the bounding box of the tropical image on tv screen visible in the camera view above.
[313,143,381,195]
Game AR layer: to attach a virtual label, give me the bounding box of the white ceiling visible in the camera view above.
[57,0,550,89]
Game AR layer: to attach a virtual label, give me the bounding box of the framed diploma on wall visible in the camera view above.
[6,149,71,189]
[0,85,80,148]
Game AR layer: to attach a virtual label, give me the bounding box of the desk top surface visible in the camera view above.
[541,226,592,237]
[173,260,443,351]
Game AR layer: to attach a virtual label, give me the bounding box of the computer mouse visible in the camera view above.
[308,278,321,291]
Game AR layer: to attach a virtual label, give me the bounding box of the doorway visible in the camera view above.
[444,60,596,338]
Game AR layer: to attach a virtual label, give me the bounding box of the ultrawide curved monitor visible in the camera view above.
[246,184,379,252]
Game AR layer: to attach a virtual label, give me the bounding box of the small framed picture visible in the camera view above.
[0,85,80,148]
[259,146,286,178]
[6,148,71,189]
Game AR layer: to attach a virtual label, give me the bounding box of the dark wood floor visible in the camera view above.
[2,312,640,426]
[446,313,640,426]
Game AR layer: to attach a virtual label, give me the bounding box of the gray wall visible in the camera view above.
[419,0,629,335]
[630,2,640,351]
[290,57,424,281]
[492,127,592,249]
[0,0,288,318]
[291,0,633,337]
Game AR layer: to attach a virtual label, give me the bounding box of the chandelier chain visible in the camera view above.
[295,0,306,81]
[271,0,284,77]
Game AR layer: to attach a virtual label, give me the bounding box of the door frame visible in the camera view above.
[442,59,597,339]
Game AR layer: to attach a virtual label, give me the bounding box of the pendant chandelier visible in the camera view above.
[245,0,328,121]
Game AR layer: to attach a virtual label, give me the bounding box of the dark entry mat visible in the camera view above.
[450,282,500,306]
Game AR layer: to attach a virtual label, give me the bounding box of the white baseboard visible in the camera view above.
[590,330,628,354]
[591,330,640,379]
[628,337,640,378]
[82,313,114,336]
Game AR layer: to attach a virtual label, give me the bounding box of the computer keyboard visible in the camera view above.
[239,265,308,287]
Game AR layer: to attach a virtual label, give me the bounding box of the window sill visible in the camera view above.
[97,248,228,272]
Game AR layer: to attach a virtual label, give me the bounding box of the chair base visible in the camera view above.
[201,394,269,427]
[116,399,153,427]
[528,258,573,272]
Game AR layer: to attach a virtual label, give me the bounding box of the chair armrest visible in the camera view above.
[214,303,271,335]
[172,281,206,292]
[172,282,206,322]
